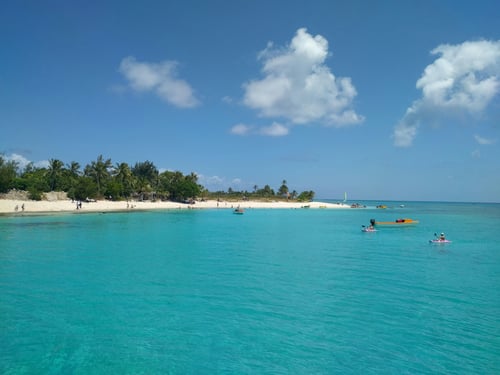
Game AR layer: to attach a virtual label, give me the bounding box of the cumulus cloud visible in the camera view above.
[474,134,496,145]
[197,174,246,192]
[393,40,500,147]
[231,178,242,186]
[230,123,253,135]
[242,28,363,128]
[197,174,224,187]
[4,153,48,170]
[119,56,200,108]
[258,122,289,136]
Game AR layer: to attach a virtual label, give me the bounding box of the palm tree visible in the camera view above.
[67,161,81,177]
[132,161,159,200]
[278,179,289,197]
[0,156,19,193]
[85,155,112,196]
[113,162,134,198]
[63,161,81,199]
[47,159,64,191]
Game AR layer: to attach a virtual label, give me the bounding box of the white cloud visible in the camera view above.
[119,56,200,108]
[4,154,48,170]
[258,122,289,136]
[197,174,224,187]
[474,134,496,145]
[393,120,419,147]
[394,40,500,147]
[242,28,363,127]
[230,122,289,136]
[230,123,253,135]
[197,174,246,192]
[231,178,242,186]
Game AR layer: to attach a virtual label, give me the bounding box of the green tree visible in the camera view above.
[18,165,49,200]
[258,184,275,197]
[64,161,81,199]
[74,176,98,201]
[47,158,64,191]
[158,170,200,202]
[132,161,159,200]
[159,170,183,201]
[297,190,315,202]
[177,172,201,201]
[278,179,289,197]
[113,162,134,199]
[84,155,112,197]
[0,155,18,193]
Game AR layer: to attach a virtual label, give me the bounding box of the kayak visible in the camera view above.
[374,218,419,226]
[429,239,451,244]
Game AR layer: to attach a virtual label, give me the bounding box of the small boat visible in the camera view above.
[429,239,451,244]
[350,203,366,208]
[233,207,244,214]
[376,205,387,209]
[374,218,419,226]
[430,233,450,243]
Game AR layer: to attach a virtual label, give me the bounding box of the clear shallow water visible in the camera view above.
[1,202,499,374]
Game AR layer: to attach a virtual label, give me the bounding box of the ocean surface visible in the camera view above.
[1,201,499,374]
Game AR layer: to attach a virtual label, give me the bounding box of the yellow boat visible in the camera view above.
[375,218,419,226]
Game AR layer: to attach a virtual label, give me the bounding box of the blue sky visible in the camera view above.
[1,0,499,202]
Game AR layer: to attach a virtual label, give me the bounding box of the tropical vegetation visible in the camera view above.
[0,155,315,202]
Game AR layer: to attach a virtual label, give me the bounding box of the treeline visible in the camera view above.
[0,155,315,202]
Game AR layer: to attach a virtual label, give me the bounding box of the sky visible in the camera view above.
[1,0,499,202]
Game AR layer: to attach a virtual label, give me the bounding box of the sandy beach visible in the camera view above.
[0,198,350,215]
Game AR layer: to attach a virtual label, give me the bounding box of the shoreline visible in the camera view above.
[0,198,351,216]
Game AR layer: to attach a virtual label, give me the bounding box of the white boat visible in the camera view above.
[233,207,244,214]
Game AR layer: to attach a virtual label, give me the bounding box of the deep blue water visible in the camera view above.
[1,201,499,374]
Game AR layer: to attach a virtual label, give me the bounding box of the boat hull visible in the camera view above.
[375,218,419,226]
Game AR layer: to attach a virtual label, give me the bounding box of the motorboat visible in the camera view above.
[374,218,419,226]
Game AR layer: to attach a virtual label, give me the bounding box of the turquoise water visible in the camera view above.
[1,201,499,374]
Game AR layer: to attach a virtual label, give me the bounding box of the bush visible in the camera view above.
[28,188,43,201]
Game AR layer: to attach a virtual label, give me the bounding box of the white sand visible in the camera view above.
[0,198,350,214]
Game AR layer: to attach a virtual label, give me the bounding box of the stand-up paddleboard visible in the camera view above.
[429,239,451,244]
